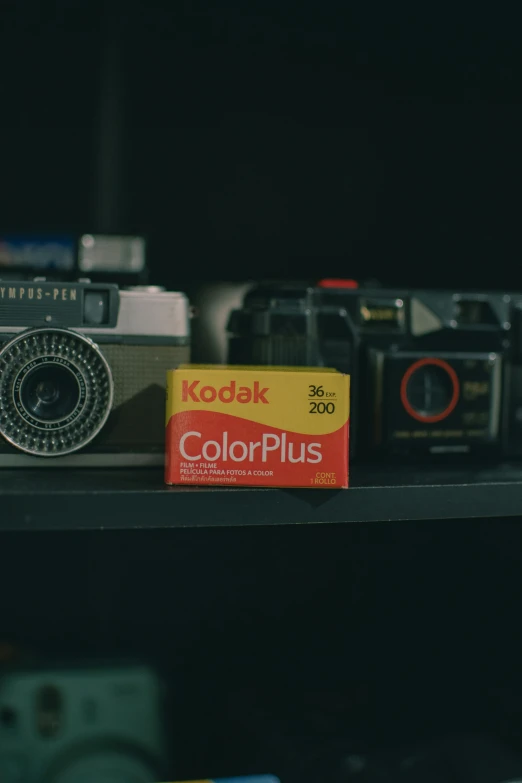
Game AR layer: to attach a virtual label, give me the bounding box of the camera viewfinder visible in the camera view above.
[36,686,62,738]
[83,290,110,326]
[455,299,498,327]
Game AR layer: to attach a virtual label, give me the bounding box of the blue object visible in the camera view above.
[216,779,280,783]
[168,778,280,783]
[0,235,75,270]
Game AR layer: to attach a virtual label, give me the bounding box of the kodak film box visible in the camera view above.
[165,365,349,488]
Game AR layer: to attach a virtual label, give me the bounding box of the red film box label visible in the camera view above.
[165,365,349,488]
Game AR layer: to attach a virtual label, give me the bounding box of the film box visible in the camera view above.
[165,365,349,488]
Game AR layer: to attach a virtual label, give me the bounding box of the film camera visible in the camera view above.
[0,663,167,782]
[228,282,522,459]
[0,279,190,465]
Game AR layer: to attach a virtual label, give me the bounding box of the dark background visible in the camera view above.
[3,519,522,778]
[2,6,522,777]
[1,0,521,291]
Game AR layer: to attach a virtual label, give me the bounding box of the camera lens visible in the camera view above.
[21,364,80,423]
[0,328,113,457]
[407,366,453,414]
[400,357,460,423]
[52,751,157,783]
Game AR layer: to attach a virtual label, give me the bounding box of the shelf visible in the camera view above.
[2,462,522,531]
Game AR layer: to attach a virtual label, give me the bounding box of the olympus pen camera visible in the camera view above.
[0,664,167,783]
[0,280,190,465]
[228,282,522,460]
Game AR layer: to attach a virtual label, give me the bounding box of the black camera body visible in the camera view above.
[228,283,522,460]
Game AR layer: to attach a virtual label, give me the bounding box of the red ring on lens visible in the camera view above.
[400,357,460,423]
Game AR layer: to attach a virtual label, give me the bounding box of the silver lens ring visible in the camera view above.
[0,328,113,457]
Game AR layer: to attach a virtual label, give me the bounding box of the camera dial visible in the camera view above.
[0,328,113,457]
